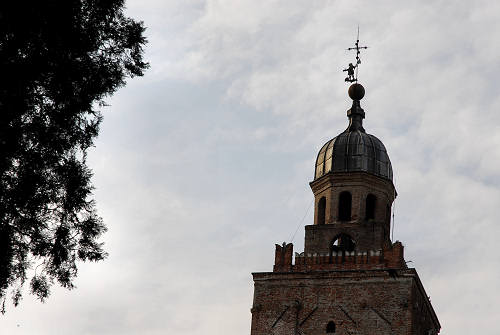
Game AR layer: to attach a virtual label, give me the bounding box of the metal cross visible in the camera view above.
[343,26,368,83]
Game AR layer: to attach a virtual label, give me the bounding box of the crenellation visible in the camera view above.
[276,242,405,273]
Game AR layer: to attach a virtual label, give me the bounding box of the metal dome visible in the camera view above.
[314,83,393,181]
[314,130,393,181]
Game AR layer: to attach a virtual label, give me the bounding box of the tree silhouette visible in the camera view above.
[0,0,148,310]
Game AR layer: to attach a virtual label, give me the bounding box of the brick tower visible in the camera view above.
[250,83,440,335]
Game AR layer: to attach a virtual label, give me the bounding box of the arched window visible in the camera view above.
[365,194,376,220]
[317,197,326,225]
[338,191,351,221]
[326,321,336,333]
[331,233,356,253]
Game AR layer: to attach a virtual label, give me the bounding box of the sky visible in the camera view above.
[3,0,500,334]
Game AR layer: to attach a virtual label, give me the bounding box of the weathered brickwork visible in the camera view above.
[311,172,395,227]
[304,222,389,255]
[251,269,439,335]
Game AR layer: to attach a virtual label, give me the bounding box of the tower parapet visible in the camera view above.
[273,241,405,273]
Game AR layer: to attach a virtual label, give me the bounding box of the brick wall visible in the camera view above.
[251,269,440,335]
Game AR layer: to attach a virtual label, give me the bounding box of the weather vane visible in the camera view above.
[343,26,368,83]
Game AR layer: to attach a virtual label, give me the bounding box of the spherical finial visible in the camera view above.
[348,83,365,100]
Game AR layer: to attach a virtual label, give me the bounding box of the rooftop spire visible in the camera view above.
[344,28,368,132]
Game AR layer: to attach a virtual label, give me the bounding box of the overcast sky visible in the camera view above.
[3,1,500,334]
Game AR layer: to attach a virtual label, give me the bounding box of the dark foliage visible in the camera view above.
[0,0,148,310]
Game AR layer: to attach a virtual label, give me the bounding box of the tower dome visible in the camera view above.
[314,83,393,181]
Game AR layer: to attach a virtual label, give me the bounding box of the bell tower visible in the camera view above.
[249,77,441,334]
[307,83,395,258]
